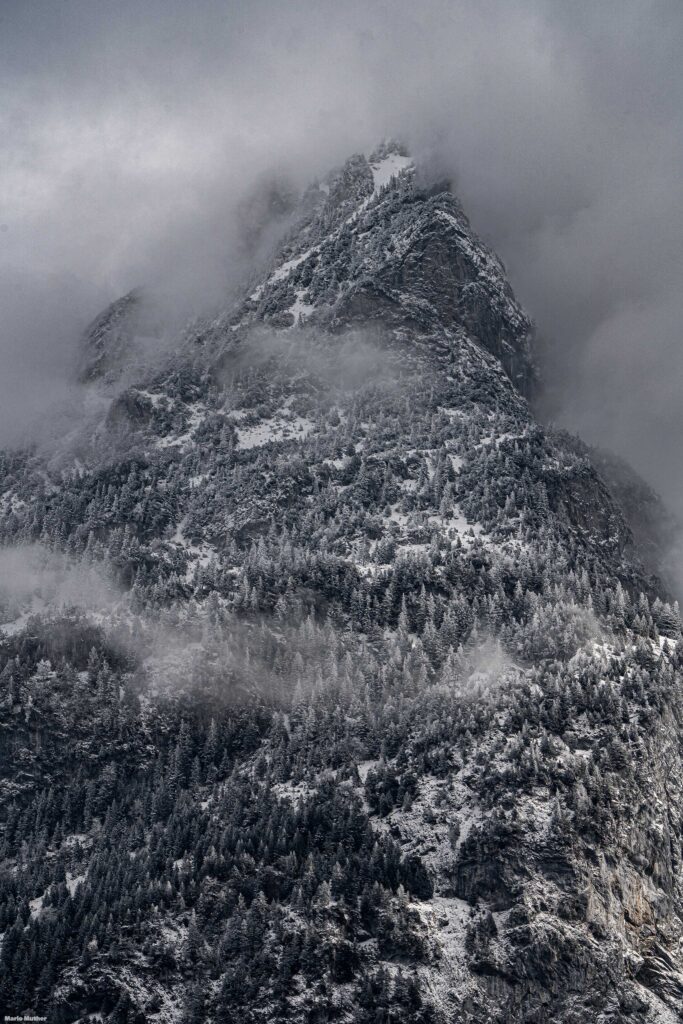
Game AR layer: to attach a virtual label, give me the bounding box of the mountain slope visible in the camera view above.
[0,144,682,1024]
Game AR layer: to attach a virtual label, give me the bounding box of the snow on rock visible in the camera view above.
[413,894,475,1016]
[369,152,414,193]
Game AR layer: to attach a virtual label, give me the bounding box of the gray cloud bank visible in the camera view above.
[1,1,683,509]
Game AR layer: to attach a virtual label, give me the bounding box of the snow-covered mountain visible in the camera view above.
[1,143,682,1024]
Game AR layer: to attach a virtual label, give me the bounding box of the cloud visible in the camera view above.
[0,267,103,449]
[0,544,119,630]
[217,324,403,397]
[0,0,682,513]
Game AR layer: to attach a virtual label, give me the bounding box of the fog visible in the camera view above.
[0,544,119,630]
[2,1,682,507]
[218,324,404,396]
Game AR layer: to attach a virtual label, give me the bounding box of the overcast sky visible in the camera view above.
[1,0,683,508]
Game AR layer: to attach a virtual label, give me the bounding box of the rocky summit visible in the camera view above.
[1,143,683,1024]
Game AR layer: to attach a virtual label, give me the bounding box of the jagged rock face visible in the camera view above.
[78,289,143,382]
[1,144,683,1024]
[226,143,535,395]
[78,288,173,391]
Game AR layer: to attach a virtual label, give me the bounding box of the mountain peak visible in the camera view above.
[225,144,535,394]
[322,140,414,208]
[4,132,683,1024]
[367,139,414,191]
[79,143,535,398]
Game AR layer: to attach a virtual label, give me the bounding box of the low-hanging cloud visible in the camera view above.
[1,0,682,513]
[217,324,404,397]
[0,544,120,630]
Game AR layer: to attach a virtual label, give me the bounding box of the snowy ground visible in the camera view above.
[231,409,315,449]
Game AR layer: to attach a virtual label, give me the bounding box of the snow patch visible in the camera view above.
[273,779,316,803]
[269,249,316,286]
[357,759,380,783]
[370,153,414,193]
[233,411,315,449]
[67,872,86,896]
[288,289,315,325]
